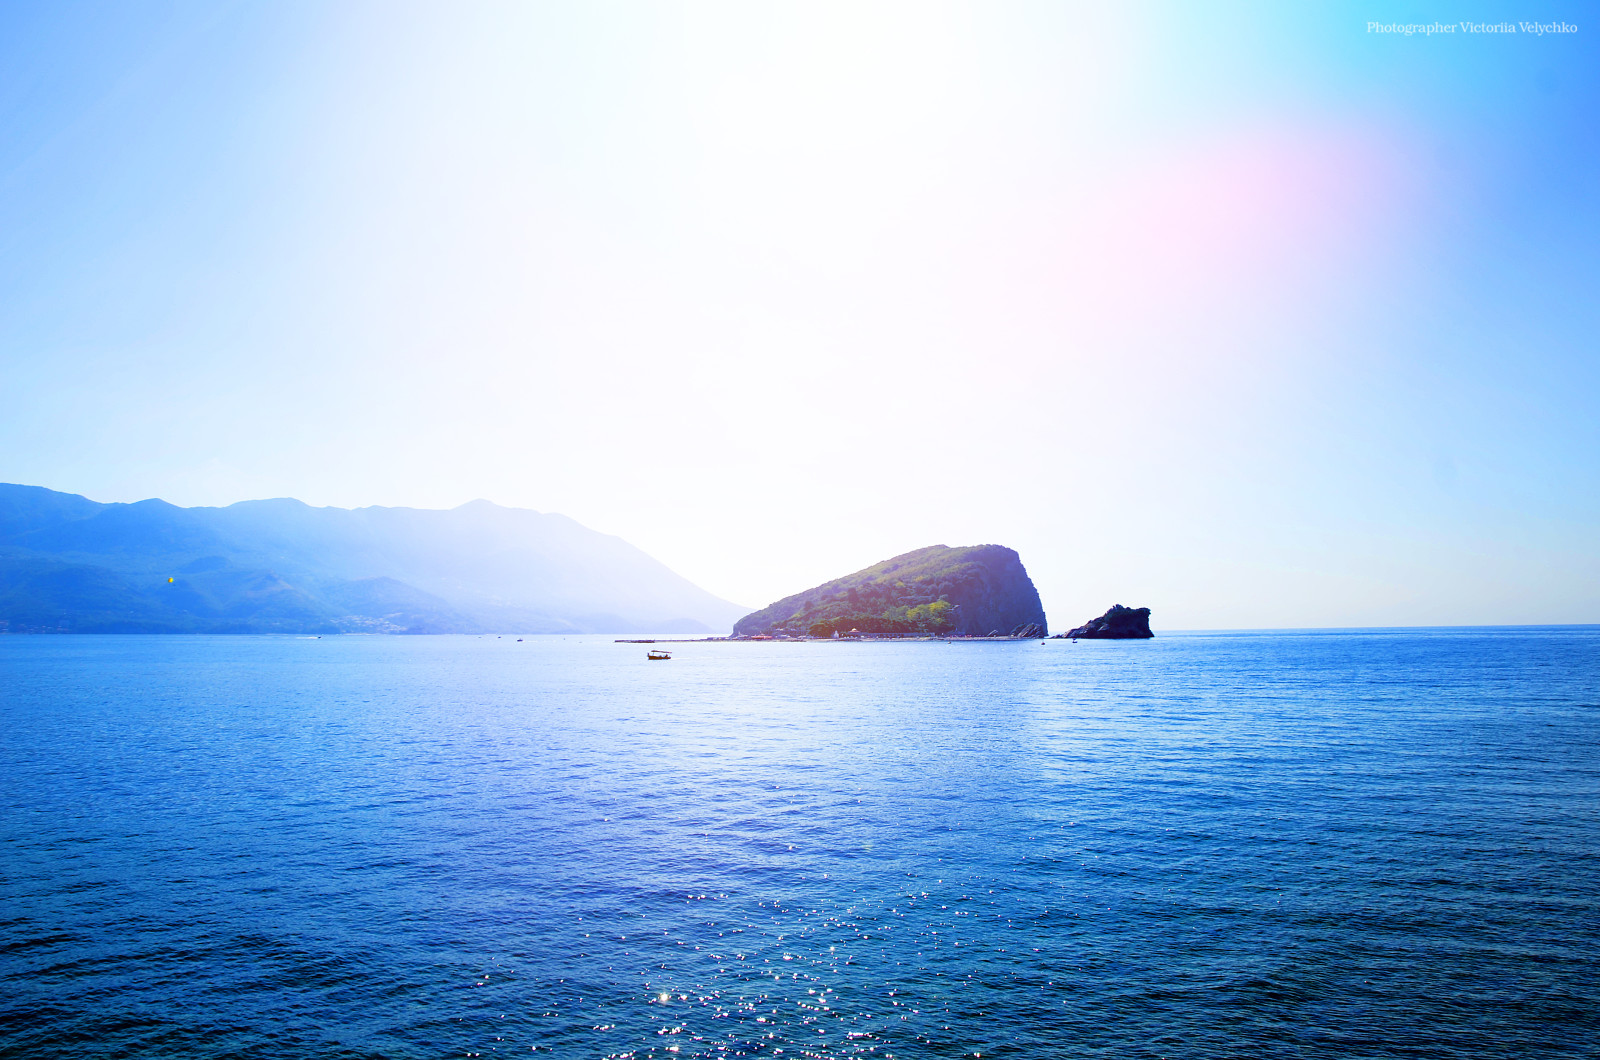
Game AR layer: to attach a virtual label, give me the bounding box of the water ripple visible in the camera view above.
[2,629,1598,1057]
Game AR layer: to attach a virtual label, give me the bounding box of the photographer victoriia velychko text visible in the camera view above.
[1367,20,1577,35]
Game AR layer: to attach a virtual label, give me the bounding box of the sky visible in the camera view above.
[1,0,1596,628]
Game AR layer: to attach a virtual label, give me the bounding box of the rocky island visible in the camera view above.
[732,544,1047,638]
[1058,604,1154,639]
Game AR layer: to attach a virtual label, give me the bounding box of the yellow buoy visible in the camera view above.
[167,577,174,583]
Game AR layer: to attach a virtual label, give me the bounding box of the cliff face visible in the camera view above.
[1063,605,1153,639]
[733,544,1047,637]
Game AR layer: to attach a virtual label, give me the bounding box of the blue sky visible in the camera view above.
[1,1,1596,626]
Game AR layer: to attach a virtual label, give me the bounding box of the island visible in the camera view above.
[732,544,1047,638]
[1057,604,1154,639]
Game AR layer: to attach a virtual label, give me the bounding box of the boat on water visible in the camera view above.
[647,650,672,661]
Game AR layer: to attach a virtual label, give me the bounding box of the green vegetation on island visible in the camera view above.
[732,544,1047,638]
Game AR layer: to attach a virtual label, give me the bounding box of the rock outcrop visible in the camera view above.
[1061,604,1153,639]
[733,544,1047,638]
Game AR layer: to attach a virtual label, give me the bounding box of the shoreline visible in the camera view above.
[616,635,1051,643]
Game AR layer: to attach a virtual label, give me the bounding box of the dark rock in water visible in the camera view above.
[1062,604,1153,640]
[733,544,1047,638]
[1010,622,1045,638]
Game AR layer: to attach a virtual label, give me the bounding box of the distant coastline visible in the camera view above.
[0,483,745,635]
[618,633,1053,643]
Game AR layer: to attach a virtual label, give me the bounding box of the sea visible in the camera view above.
[1,629,1597,1059]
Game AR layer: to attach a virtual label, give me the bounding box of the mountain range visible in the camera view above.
[0,484,746,634]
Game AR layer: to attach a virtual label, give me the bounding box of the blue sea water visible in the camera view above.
[1,629,1597,1059]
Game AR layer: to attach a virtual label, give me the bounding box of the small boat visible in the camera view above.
[647,649,672,661]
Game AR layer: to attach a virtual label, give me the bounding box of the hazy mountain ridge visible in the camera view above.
[0,484,745,634]
[733,544,1047,637]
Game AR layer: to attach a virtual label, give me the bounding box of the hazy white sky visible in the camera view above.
[2,1,1597,627]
